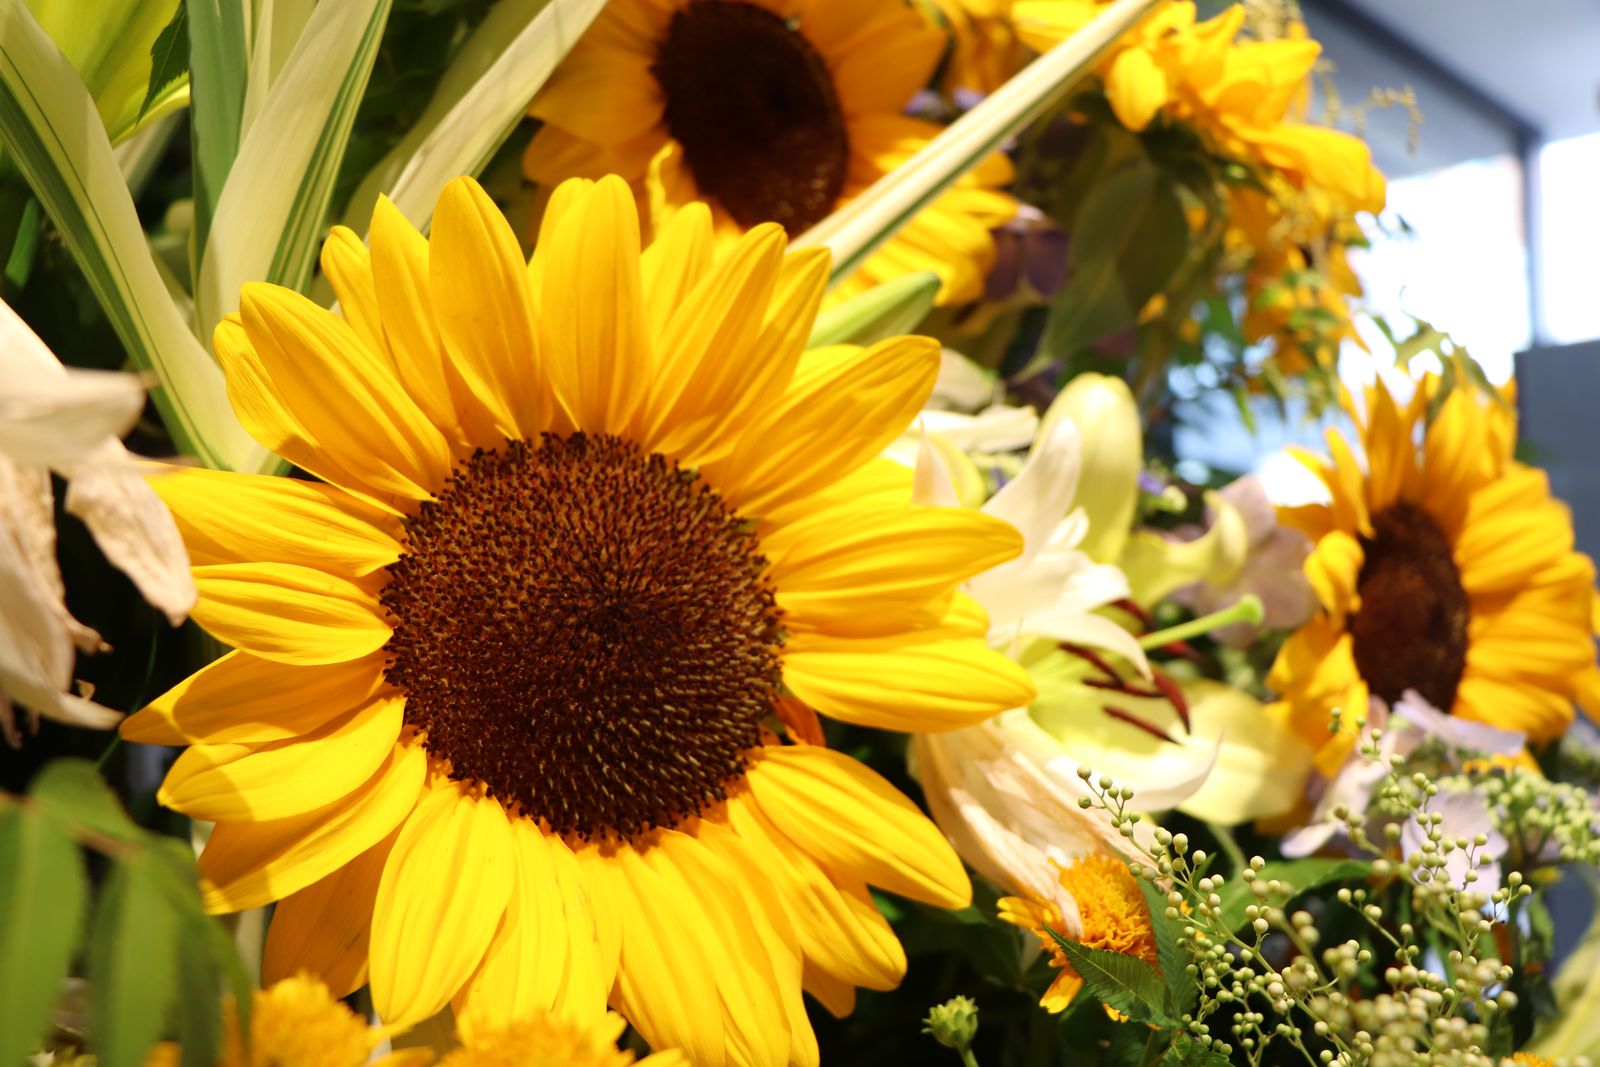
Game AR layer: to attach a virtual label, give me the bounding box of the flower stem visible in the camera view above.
[1136,595,1264,651]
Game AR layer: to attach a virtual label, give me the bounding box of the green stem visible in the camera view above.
[958,1047,981,1067]
[1137,595,1264,651]
[1207,822,1249,875]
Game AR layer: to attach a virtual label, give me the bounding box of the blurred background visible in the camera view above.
[1175,0,1600,562]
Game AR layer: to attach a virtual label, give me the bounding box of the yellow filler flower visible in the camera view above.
[524,0,1016,305]
[1272,376,1598,773]
[123,175,1034,1065]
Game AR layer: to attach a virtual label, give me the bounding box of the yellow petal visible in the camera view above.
[745,746,970,908]
[707,337,938,516]
[200,739,424,912]
[238,283,453,501]
[769,505,1021,625]
[262,825,400,997]
[369,781,516,1028]
[584,843,730,1067]
[158,694,404,821]
[320,225,391,363]
[191,562,391,665]
[783,626,1035,731]
[640,201,714,345]
[429,177,548,441]
[454,819,609,1031]
[122,651,385,745]
[637,224,787,460]
[537,174,651,435]
[724,793,904,991]
[368,196,464,442]
[1104,46,1169,131]
[149,464,400,578]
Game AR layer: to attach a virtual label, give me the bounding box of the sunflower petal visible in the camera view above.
[158,695,404,821]
[191,562,391,665]
[369,780,516,1028]
[261,825,400,997]
[783,626,1035,731]
[199,738,425,912]
[745,745,969,908]
[123,651,386,745]
[149,464,400,578]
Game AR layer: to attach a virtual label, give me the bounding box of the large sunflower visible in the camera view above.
[523,0,1016,305]
[123,176,1035,1064]
[1271,376,1597,773]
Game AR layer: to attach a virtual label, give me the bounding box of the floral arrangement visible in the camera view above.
[2,1,1596,1066]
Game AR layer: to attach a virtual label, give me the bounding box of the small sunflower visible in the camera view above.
[997,853,1158,1014]
[1272,376,1598,773]
[142,974,424,1067]
[1014,2,1385,216]
[524,0,1016,305]
[124,176,1035,1064]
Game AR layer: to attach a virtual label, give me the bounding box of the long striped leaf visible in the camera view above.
[187,0,249,263]
[791,0,1159,288]
[195,0,392,330]
[0,0,266,472]
[341,0,607,231]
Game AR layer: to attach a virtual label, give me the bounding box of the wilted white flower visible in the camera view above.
[0,299,194,743]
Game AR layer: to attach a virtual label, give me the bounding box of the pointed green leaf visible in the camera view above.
[139,2,188,124]
[89,852,182,1067]
[342,0,608,231]
[0,0,267,472]
[1138,876,1194,1020]
[173,909,223,1067]
[196,0,393,330]
[1214,858,1370,934]
[187,0,249,256]
[807,271,940,347]
[1161,1034,1234,1066]
[30,758,143,844]
[1047,928,1174,1026]
[0,806,88,1067]
[791,0,1160,290]
[1041,160,1188,358]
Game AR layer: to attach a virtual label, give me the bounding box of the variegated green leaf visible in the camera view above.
[341,0,607,231]
[791,0,1159,290]
[807,271,940,348]
[195,0,392,330]
[187,0,248,258]
[0,0,266,472]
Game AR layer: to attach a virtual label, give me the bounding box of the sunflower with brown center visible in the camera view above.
[1271,375,1599,774]
[123,175,1035,1065]
[523,0,1016,305]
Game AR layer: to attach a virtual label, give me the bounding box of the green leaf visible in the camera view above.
[173,909,223,1067]
[196,0,393,331]
[1046,929,1173,1026]
[1041,160,1188,358]
[1161,1033,1234,1067]
[89,852,182,1067]
[0,806,88,1067]
[807,271,940,347]
[187,0,249,257]
[139,2,188,124]
[342,0,609,231]
[792,0,1161,291]
[30,758,143,844]
[1138,877,1194,1020]
[1214,858,1370,934]
[0,0,269,472]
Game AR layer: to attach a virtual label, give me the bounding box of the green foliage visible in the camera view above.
[1160,1034,1234,1067]
[1211,858,1371,934]
[140,2,189,124]
[1045,930,1174,1027]
[0,759,247,1067]
[808,271,941,348]
[1041,156,1189,361]
[0,806,88,1067]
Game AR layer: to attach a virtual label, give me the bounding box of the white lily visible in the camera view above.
[0,298,193,743]
[909,416,1215,926]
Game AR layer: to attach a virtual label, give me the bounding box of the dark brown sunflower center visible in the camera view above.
[379,433,783,841]
[651,0,849,235]
[1348,503,1469,710]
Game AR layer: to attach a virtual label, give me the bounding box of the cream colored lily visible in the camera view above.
[0,297,193,743]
